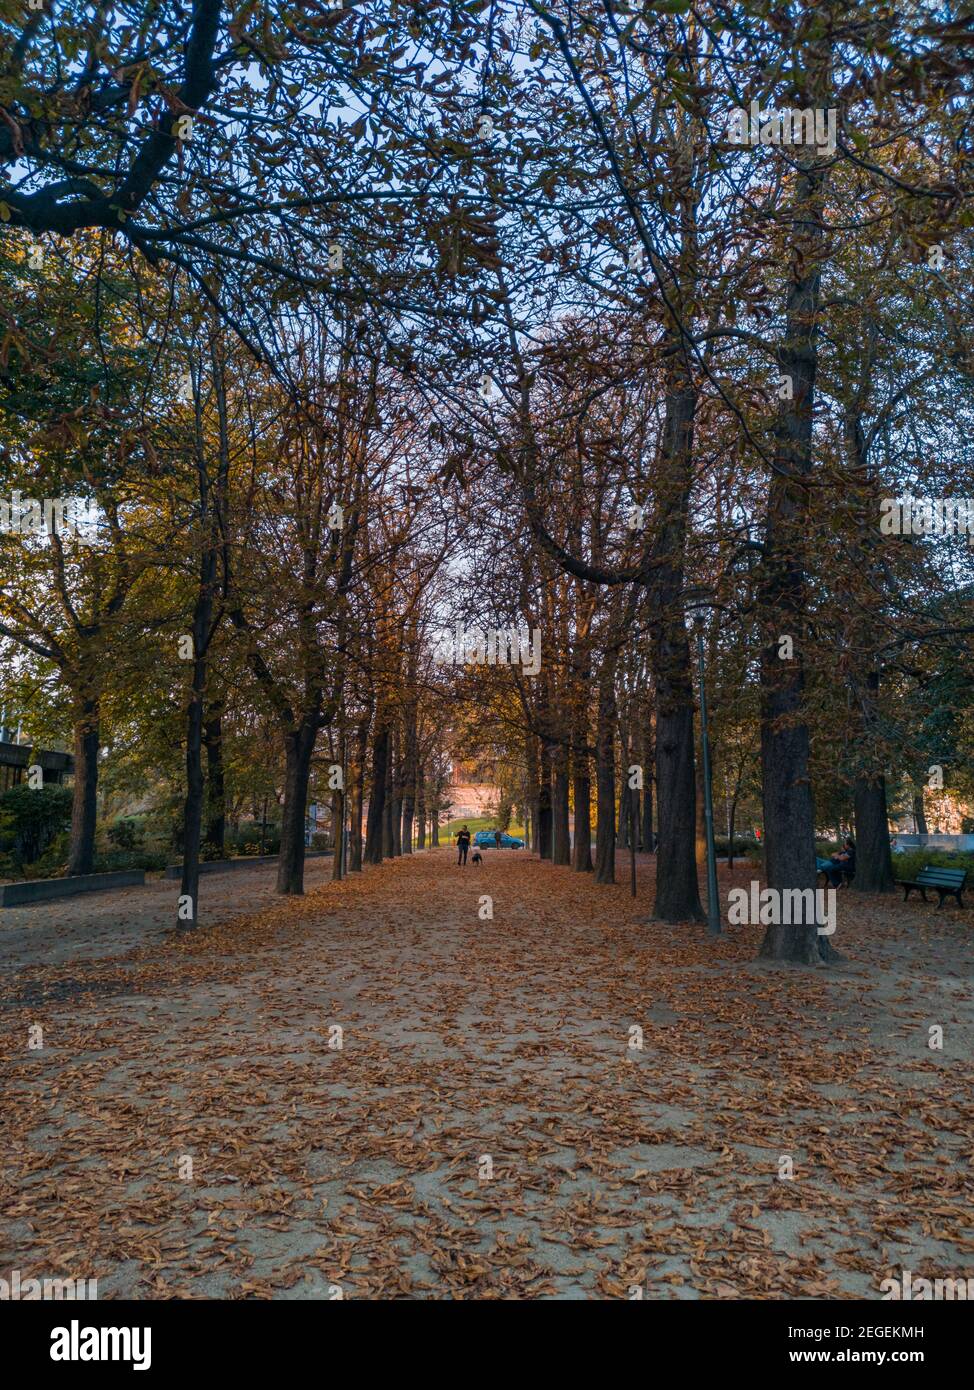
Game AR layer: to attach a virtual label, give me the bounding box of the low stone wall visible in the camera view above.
[1,870,146,908]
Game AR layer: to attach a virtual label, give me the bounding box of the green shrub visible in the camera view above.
[107,817,145,850]
[0,783,72,866]
[14,831,71,880]
[228,821,280,855]
[92,848,169,874]
[890,848,974,881]
[816,839,848,856]
[1,822,70,878]
[713,836,758,856]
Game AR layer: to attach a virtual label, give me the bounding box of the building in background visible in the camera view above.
[890,790,973,837]
[446,756,500,822]
[0,711,74,793]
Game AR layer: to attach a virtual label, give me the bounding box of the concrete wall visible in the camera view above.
[1,870,145,908]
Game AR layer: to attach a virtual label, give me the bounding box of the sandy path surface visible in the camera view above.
[1,848,972,1299]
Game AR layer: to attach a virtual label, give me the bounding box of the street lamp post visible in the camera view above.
[694,614,721,936]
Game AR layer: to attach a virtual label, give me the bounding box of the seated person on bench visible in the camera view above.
[824,837,855,888]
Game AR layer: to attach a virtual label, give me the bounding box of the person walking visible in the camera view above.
[494,828,502,849]
[456,825,471,866]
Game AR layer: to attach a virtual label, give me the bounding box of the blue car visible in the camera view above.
[474,830,524,849]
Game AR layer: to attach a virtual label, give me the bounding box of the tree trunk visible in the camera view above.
[654,696,703,922]
[387,798,397,856]
[641,715,654,853]
[552,746,571,866]
[277,719,316,894]
[757,155,833,963]
[416,765,426,849]
[594,662,617,884]
[617,720,630,847]
[913,786,928,835]
[203,703,225,853]
[331,783,344,880]
[401,712,416,855]
[538,731,553,860]
[525,735,540,854]
[727,795,738,871]
[853,774,894,892]
[349,711,369,871]
[364,717,389,864]
[180,670,206,925]
[331,724,345,881]
[180,538,217,926]
[851,669,894,892]
[181,318,231,917]
[758,712,821,961]
[650,362,704,924]
[390,725,402,856]
[384,734,396,858]
[572,718,593,872]
[68,694,99,877]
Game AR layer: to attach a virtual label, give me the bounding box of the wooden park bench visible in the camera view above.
[897,864,968,909]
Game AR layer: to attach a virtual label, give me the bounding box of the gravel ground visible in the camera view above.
[1,848,971,1300]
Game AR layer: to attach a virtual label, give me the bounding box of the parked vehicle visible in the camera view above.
[474,830,524,849]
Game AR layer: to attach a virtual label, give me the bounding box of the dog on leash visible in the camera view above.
[471,851,483,865]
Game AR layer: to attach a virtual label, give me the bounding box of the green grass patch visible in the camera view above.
[440,816,526,840]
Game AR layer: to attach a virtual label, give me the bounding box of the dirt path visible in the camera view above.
[1,848,972,1299]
